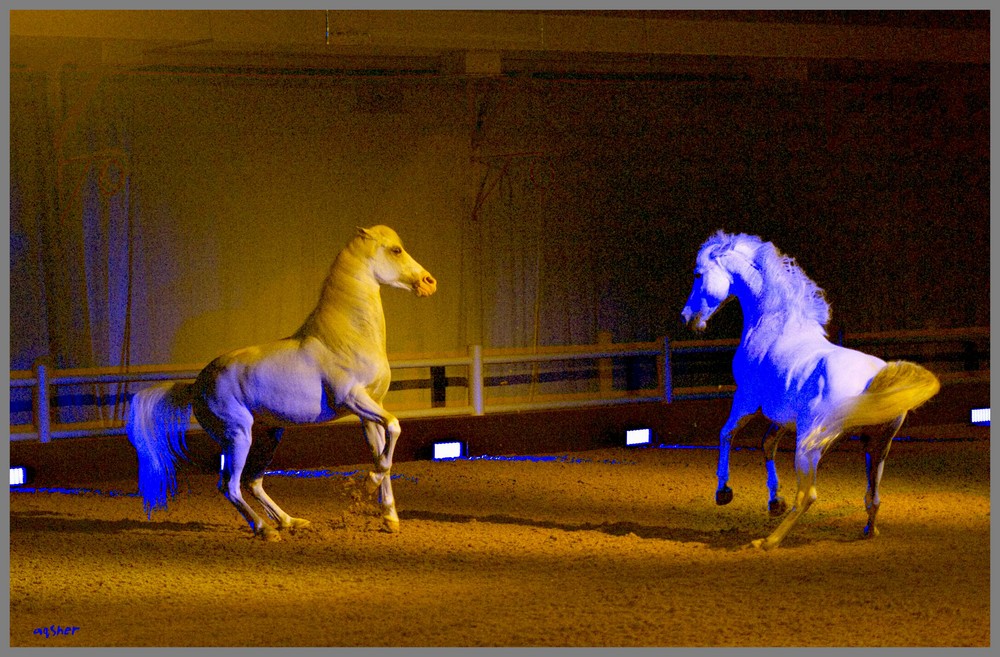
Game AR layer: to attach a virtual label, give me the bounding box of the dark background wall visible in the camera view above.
[9,11,990,373]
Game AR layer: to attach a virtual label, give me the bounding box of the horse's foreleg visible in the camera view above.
[762,423,788,516]
[361,420,400,533]
[752,437,823,551]
[716,397,756,505]
[862,415,904,538]
[346,386,401,533]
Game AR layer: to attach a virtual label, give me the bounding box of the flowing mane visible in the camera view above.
[758,239,831,327]
[704,231,831,328]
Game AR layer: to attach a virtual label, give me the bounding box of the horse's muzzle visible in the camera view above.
[681,308,706,332]
[413,273,437,297]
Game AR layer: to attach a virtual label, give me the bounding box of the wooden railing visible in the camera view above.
[9,327,988,442]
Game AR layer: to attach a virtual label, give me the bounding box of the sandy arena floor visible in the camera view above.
[9,436,990,647]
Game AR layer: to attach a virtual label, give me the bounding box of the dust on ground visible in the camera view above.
[9,437,990,647]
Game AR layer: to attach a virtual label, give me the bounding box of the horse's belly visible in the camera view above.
[737,345,823,426]
[235,347,338,424]
[245,379,332,425]
[754,346,885,429]
[206,336,390,427]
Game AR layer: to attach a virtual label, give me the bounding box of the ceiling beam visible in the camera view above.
[10,10,989,65]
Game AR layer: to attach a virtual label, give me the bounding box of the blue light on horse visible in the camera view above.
[681,231,939,550]
[126,226,437,540]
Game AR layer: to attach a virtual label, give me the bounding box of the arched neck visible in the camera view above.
[294,249,386,350]
[721,250,766,335]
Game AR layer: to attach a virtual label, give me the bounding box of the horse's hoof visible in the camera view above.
[366,471,383,495]
[750,537,777,551]
[716,487,734,505]
[768,498,787,516]
[863,524,880,538]
[382,518,400,534]
[258,526,282,542]
[284,517,312,532]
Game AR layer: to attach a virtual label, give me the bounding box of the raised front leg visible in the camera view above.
[344,384,402,533]
[716,393,758,505]
[362,419,400,533]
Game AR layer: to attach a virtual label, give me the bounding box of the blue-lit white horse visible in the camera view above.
[127,226,437,540]
[681,231,939,549]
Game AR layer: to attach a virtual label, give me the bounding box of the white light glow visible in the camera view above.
[433,441,464,460]
[10,467,26,486]
[626,428,652,446]
[971,408,990,425]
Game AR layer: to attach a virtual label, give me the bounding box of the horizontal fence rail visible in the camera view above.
[9,327,989,443]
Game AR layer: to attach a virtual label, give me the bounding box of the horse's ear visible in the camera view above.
[356,226,374,241]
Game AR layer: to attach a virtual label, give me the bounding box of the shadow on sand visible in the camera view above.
[10,510,225,536]
[397,508,829,550]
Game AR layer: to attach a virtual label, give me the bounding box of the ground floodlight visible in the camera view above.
[10,466,28,487]
[971,407,990,426]
[626,428,652,447]
[432,441,465,460]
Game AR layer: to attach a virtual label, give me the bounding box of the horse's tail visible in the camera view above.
[126,382,196,518]
[830,361,941,434]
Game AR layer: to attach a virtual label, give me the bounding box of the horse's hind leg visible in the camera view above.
[762,423,790,516]
[215,422,280,542]
[861,415,905,538]
[753,434,825,550]
[244,428,311,533]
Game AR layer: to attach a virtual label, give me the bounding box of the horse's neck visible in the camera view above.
[296,253,386,352]
[724,252,766,334]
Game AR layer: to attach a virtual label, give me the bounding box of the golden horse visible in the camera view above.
[127,226,436,540]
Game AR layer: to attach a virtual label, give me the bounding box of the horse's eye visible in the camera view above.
[390,246,403,256]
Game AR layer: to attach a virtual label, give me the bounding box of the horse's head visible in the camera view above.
[356,225,437,297]
[681,234,737,332]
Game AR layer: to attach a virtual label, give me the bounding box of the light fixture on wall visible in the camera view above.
[432,441,465,460]
[10,466,30,486]
[971,407,990,426]
[625,428,652,447]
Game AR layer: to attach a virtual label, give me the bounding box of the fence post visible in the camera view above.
[963,340,980,371]
[597,330,613,394]
[430,366,448,407]
[662,336,673,403]
[469,345,484,416]
[33,359,51,443]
